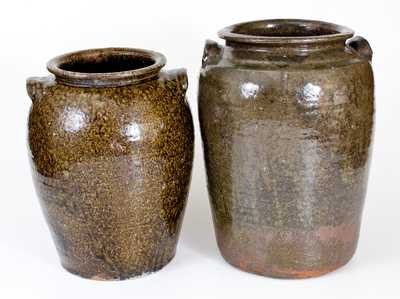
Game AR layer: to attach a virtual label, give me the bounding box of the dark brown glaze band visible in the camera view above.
[198,19,374,278]
[27,48,194,280]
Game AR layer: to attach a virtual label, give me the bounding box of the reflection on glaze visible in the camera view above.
[240,82,259,100]
[124,123,142,141]
[297,83,321,106]
[62,107,87,133]
[298,137,320,227]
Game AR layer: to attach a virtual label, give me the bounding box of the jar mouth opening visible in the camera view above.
[47,48,166,87]
[218,19,354,44]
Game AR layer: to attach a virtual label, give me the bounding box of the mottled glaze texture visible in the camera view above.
[199,20,374,278]
[27,48,194,280]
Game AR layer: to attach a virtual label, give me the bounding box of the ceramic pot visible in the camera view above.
[198,19,374,278]
[27,48,194,280]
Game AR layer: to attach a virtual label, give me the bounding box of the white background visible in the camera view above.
[1,0,399,298]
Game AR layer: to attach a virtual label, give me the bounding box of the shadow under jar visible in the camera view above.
[27,48,194,280]
[198,19,374,278]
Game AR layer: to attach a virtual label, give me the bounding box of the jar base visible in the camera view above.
[60,254,175,281]
[220,251,355,279]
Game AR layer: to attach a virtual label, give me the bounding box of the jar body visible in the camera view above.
[28,72,194,280]
[199,41,374,278]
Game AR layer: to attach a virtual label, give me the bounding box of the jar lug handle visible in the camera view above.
[26,76,51,103]
[347,36,373,62]
[161,68,188,92]
[202,39,223,68]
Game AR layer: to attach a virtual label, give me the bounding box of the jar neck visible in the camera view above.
[225,39,347,56]
[224,39,346,63]
[47,48,166,88]
[218,19,354,63]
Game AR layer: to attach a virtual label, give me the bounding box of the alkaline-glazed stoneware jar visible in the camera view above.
[199,19,374,278]
[27,48,194,280]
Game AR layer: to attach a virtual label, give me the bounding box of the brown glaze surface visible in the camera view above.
[198,20,374,278]
[27,48,194,280]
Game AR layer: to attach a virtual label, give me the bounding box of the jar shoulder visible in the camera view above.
[28,76,194,175]
[29,74,191,131]
[209,44,369,69]
[30,74,186,112]
[199,59,373,108]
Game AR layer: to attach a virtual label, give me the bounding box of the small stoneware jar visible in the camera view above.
[27,48,194,280]
[198,19,374,278]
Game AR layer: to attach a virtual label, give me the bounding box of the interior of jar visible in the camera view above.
[59,54,155,73]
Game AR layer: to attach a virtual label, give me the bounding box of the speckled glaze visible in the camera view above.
[199,20,374,278]
[27,48,194,280]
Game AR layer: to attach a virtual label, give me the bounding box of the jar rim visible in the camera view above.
[47,47,166,87]
[218,19,354,45]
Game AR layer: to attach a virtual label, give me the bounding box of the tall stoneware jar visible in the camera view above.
[27,48,194,280]
[199,20,374,278]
